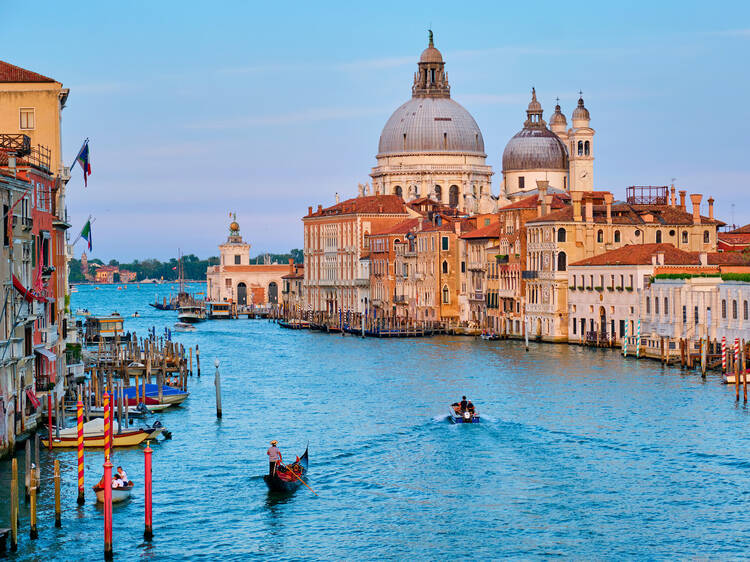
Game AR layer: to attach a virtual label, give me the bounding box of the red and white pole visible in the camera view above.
[735,338,740,367]
[77,392,85,505]
[144,441,153,540]
[103,391,111,460]
[103,456,113,559]
[722,336,727,373]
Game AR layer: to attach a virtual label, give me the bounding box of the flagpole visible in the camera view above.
[71,215,94,246]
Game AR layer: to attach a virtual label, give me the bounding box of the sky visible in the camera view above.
[2,0,749,261]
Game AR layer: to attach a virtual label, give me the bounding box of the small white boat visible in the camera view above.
[723,370,749,384]
[174,322,197,332]
[94,482,134,503]
[76,308,91,316]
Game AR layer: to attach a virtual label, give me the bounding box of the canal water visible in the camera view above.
[1,283,750,559]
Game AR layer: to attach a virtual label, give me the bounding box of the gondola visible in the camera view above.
[263,447,309,492]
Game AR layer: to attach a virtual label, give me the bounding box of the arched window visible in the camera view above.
[722,299,727,319]
[681,231,688,244]
[656,230,662,243]
[557,251,567,272]
[733,300,738,319]
[584,140,590,156]
[557,228,566,242]
[442,285,450,304]
[434,185,442,202]
[448,185,459,208]
[614,230,621,243]
[442,260,448,274]
[745,300,749,320]
[577,141,583,156]
[597,229,603,243]
[703,230,710,244]
[394,185,402,197]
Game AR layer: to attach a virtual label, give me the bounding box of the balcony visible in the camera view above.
[354,277,369,287]
[0,134,31,157]
[468,262,486,271]
[469,291,485,302]
[394,295,407,304]
[522,270,539,279]
[495,254,509,264]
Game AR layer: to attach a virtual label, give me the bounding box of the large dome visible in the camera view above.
[378,97,485,156]
[502,127,568,171]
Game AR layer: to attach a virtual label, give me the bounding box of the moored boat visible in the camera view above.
[723,370,750,384]
[120,383,189,406]
[42,418,152,448]
[178,304,206,323]
[174,322,197,332]
[94,482,134,503]
[264,447,309,492]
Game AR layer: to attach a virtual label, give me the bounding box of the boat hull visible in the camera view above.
[264,447,309,492]
[42,429,150,448]
[95,483,134,503]
[448,407,480,424]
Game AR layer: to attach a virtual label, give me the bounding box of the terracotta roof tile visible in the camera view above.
[570,243,701,266]
[371,218,421,236]
[528,202,722,226]
[305,195,408,218]
[708,252,750,265]
[461,221,500,239]
[730,224,750,234]
[0,60,56,83]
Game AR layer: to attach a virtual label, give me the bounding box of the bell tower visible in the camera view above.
[219,213,251,266]
[568,93,594,190]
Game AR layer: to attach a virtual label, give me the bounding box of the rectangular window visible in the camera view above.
[441,236,449,251]
[461,261,465,273]
[234,255,241,265]
[519,176,525,189]
[655,298,659,315]
[573,318,577,335]
[682,305,687,323]
[646,297,650,314]
[694,306,699,324]
[3,204,8,246]
[19,108,35,130]
[664,298,668,315]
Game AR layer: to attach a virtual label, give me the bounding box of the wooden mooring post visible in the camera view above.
[10,457,18,551]
[54,459,62,527]
[214,359,222,418]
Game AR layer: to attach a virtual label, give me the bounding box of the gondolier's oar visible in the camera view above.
[279,463,318,496]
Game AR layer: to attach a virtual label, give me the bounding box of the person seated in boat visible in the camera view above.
[267,440,282,475]
[112,474,123,488]
[466,400,476,415]
[117,466,129,484]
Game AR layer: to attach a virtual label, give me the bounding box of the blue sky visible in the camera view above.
[2,1,749,260]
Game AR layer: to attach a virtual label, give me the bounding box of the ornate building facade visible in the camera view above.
[370,33,495,214]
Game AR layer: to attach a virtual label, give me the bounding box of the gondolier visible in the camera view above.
[267,440,282,475]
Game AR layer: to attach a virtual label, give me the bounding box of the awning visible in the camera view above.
[34,347,56,361]
[25,388,40,409]
[12,274,47,303]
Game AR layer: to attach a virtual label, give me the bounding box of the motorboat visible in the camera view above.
[76,308,91,316]
[120,383,189,406]
[94,482,135,503]
[448,403,480,424]
[41,418,153,448]
[177,304,206,323]
[174,322,196,332]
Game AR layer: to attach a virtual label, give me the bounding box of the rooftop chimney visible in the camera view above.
[8,154,16,177]
[317,204,323,213]
[679,190,686,211]
[604,193,613,224]
[572,191,583,222]
[308,205,313,216]
[537,180,549,215]
[670,185,676,207]
[690,193,702,224]
[454,220,462,235]
[288,258,294,273]
[335,192,340,204]
[657,252,664,266]
[699,252,707,266]
[708,197,714,220]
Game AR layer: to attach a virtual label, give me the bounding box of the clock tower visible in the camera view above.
[568,94,594,191]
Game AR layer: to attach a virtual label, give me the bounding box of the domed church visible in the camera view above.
[500,89,595,199]
[370,32,496,214]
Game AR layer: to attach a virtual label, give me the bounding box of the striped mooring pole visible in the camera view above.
[722,336,727,373]
[103,391,111,461]
[77,392,85,504]
[623,321,629,357]
[735,338,740,369]
[636,319,641,358]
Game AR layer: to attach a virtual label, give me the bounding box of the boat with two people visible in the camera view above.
[264,445,310,493]
[173,321,197,332]
[449,396,480,423]
[93,467,135,503]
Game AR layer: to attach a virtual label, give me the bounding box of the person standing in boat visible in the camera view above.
[267,440,282,475]
[459,396,468,412]
[117,466,129,484]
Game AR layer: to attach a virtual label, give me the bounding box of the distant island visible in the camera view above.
[69,250,303,283]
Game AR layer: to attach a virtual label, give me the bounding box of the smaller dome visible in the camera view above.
[420,46,443,63]
[550,103,567,127]
[527,87,542,113]
[572,96,590,120]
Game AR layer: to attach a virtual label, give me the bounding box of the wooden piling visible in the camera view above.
[117,381,123,434]
[214,361,222,418]
[10,458,17,551]
[24,439,30,501]
[189,347,193,376]
[34,433,40,489]
[29,478,37,539]
[54,459,61,527]
[196,344,200,377]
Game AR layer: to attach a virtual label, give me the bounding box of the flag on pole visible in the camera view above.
[73,140,92,187]
[80,220,92,251]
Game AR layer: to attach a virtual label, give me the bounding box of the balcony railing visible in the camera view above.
[394,295,407,304]
[522,270,539,279]
[0,134,31,156]
[470,291,485,301]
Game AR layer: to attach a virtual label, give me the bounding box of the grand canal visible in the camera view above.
[1,283,750,559]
